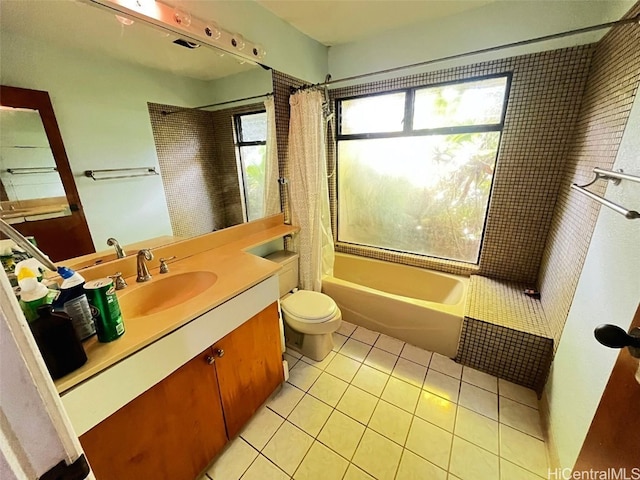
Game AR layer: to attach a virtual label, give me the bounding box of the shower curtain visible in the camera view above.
[288,89,335,292]
[263,96,281,216]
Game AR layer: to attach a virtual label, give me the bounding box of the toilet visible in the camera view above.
[266,250,341,361]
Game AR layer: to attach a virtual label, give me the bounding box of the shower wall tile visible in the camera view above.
[328,45,594,282]
[148,102,258,238]
[538,2,640,344]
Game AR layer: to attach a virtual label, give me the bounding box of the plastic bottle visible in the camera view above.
[17,267,50,322]
[29,305,87,380]
[54,267,96,340]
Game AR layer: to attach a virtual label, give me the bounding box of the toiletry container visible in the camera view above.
[29,305,87,380]
[54,267,96,340]
[266,251,341,361]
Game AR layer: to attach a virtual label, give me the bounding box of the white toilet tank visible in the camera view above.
[265,251,299,297]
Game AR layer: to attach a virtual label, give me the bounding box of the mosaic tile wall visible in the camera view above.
[328,45,594,282]
[148,102,257,237]
[538,3,640,346]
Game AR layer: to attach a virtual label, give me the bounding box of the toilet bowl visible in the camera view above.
[266,251,342,361]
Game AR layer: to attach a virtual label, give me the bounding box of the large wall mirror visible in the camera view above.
[0,0,280,264]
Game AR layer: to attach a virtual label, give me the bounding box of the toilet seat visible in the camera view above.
[281,291,338,323]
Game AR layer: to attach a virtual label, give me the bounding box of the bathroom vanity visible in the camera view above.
[53,214,297,479]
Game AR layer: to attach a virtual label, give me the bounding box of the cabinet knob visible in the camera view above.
[215,348,225,358]
[206,355,215,365]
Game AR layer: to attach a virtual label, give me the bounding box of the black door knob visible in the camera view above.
[594,324,640,349]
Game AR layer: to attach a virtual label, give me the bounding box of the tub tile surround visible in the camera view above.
[204,322,548,480]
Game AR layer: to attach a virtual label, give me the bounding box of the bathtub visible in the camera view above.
[322,253,469,358]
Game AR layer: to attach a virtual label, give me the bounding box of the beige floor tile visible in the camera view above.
[240,406,284,450]
[459,382,498,420]
[288,361,322,391]
[400,344,433,367]
[336,385,378,425]
[340,338,372,362]
[499,397,544,439]
[318,410,365,460]
[332,333,348,351]
[351,326,380,345]
[301,350,336,370]
[430,353,463,379]
[454,406,499,454]
[499,424,548,477]
[352,364,390,397]
[337,321,357,336]
[263,421,314,475]
[343,464,375,480]
[325,353,362,382]
[498,379,539,409]
[308,372,349,407]
[415,390,457,432]
[352,429,403,480]
[381,376,421,413]
[241,455,289,480]
[268,383,305,417]
[368,400,412,445]
[449,437,499,480]
[293,441,349,480]
[395,449,447,480]
[462,367,498,393]
[500,458,546,480]
[374,334,405,355]
[287,394,333,437]
[405,416,453,470]
[364,347,398,374]
[392,357,427,388]
[284,352,300,369]
[286,347,302,359]
[207,437,257,480]
[423,369,461,403]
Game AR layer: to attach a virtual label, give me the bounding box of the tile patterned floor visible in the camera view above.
[203,322,548,480]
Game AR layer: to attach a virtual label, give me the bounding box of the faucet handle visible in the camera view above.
[109,272,127,290]
[159,256,176,274]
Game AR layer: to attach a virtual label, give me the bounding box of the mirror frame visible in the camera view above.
[0,85,94,260]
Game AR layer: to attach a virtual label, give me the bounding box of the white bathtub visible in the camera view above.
[322,253,469,358]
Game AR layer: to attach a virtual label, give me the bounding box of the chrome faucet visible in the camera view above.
[107,237,126,258]
[136,249,153,282]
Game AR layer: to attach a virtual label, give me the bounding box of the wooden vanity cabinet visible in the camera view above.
[79,302,283,480]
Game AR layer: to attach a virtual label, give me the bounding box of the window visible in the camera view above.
[235,111,267,221]
[336,75,510,263]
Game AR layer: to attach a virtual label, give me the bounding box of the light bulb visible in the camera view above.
[173,7,191,27]
[252,44,266,59]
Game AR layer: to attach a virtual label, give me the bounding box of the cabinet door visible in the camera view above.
[213,302,284,438]
[80,349,228,480]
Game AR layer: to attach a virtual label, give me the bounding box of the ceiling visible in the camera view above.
[0,0,255,81]
[256,0,495,46]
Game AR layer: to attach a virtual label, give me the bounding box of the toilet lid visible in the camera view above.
[281,291,338,323]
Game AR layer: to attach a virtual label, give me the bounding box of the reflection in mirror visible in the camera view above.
[0,0,280,266]
[0,107,71,223]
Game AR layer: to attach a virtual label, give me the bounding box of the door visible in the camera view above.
[213,302,284,438]
[79,348,228,480]
[0,85,94,261]
[574,303,640,470]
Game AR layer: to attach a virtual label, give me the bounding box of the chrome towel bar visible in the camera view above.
[572,168,640,220]
[84,167,158,181]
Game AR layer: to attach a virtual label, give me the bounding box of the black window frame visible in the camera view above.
[335,72,513,265]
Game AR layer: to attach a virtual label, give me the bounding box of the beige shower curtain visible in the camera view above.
[263,96,281,217]
[288,89,334,291]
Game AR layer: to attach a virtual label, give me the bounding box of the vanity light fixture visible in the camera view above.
[86,0,267,63]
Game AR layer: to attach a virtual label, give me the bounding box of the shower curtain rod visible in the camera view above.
[161,92,273,116]
[291,13,640,93]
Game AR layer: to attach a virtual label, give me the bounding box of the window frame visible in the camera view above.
[335,72,513,264]
[233,110,267,222]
